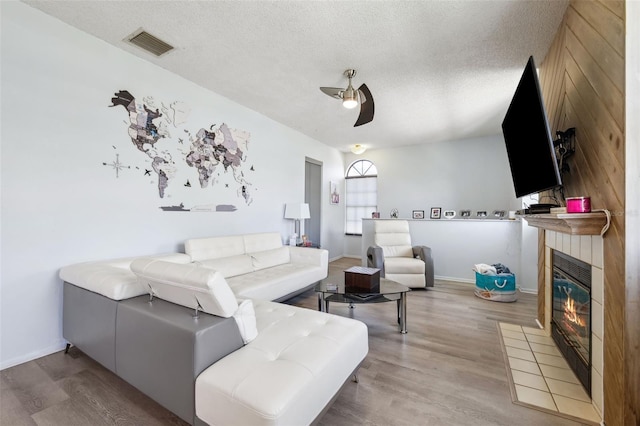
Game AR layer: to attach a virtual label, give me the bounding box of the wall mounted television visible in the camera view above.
[502,56,562,198]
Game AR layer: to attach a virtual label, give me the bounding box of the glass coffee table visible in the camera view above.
[315,276,411,333]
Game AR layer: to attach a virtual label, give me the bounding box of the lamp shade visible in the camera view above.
[284,203,310,220]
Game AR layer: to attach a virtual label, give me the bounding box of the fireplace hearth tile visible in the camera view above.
[514,385,557,411]
[502,330,527,341]
[501,329,527,340]
[508,357,541,375]
[528,342,561,356]
[521,326,548,336]
[534,353,568,369]
[503,337,530,350]
[553,394,601,423]
[499,322,523,331]
[538,364,580,384]
[512,370,549,392]
[505,346,536,362]
[545,377,591,402]
[499,323,601,424]
[525,334,555,345]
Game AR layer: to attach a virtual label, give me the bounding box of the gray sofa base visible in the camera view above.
[63,282,119,372]
[272,281,316,302]
[63,282,243,425]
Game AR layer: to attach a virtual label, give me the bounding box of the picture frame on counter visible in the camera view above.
[412,210,425,219]
[443,210,456,219]
[430,207,442,219]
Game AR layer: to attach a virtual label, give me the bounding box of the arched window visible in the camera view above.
[345,159,378,235]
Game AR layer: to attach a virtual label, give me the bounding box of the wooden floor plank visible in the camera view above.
[1,257,585,425]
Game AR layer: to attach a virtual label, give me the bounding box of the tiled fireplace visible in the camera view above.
[544,230,604,417]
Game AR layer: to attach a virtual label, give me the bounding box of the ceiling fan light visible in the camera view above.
[343,98,358,109]
[351,144,366,154]
[342,85,358,109]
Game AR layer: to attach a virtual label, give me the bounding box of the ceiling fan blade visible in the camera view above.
[354,83,374,127]
[320,87,343,100]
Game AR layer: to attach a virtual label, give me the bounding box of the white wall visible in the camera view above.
[0,2,345,369]
[343,137,536,283]
[362,219,523,284]
[344,136,522,221]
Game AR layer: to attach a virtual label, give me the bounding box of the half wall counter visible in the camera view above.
[361,218,529,289]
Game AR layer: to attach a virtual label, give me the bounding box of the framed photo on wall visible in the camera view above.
[412,210,425,219]
[430,207,442,219]
[330,181,339,204]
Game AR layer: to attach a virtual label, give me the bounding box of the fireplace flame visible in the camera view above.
[564,295,586,327]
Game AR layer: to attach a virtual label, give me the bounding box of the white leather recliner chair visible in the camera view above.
[366,220,434,288]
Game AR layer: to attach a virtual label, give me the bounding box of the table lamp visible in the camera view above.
[284,203,310,245]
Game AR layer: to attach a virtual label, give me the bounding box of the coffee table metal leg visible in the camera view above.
[399,293,407,333]
[318,293,327,312]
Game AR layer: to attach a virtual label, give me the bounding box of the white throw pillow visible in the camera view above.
[233,299,258,344]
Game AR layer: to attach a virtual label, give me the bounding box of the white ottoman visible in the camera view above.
[195,300,368,425]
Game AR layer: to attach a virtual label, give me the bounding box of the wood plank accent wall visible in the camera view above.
[538,1,630,424]
[624,2,639,424]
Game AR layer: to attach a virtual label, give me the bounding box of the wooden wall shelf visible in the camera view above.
[521,212,608,235]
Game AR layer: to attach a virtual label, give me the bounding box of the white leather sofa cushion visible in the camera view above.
[186,235,246,261]
[196,254,254,278]
[195,300,368,426]
[243,232,283,253]
[374,220,414,258]
[228,263,325,301]
[251,247,291,271]
[186,232,284,262]
[58,253,191,300]
[186,233,328,301]
[384,257,425,274]
[386,273,425,288]
[130,258,238,318]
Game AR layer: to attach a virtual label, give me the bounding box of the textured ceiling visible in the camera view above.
[22,0,568,152]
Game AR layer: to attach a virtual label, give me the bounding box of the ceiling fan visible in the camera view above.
[320,69,375,127]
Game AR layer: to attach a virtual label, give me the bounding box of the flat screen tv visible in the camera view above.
[502,56,562,198]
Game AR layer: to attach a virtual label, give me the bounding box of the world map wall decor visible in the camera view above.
[107,90,255,212]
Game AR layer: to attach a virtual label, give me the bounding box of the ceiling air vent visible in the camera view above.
[125,29,174,57]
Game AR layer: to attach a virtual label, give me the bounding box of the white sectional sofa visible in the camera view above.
[59,232,366,425]
[185,232,328,301]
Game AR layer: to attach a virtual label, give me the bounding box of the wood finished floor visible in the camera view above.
[1,257,588,426]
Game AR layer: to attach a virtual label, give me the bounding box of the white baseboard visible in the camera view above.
[0,339,66,371]
[435,275,475,284]
[330,255,361,263]
[436,275,538,295]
